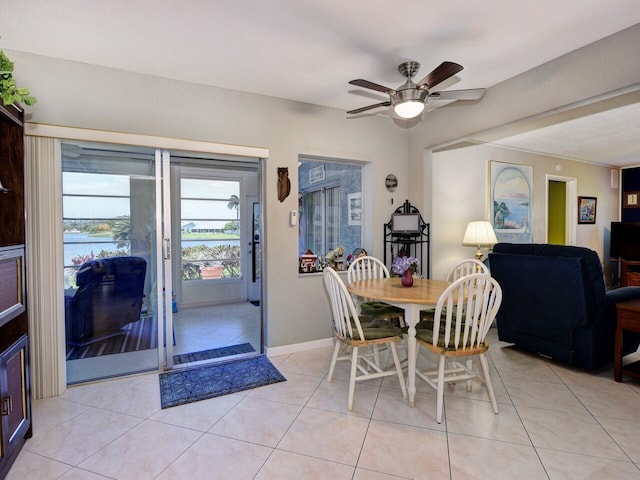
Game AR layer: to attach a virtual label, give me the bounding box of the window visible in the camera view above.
[298,158,363,272]
[61,142,155,290]
[180,177,241,281]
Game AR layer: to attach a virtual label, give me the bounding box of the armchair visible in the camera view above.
[66,256,147,346]
[489,243,640,370]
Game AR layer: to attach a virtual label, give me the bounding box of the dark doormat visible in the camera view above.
[159,355,286,408]
[250,300,260,307]
[173,343,256,365]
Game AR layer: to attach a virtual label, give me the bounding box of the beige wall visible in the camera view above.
[9,49,410,349]
[8,22,639,352]
[431,144,620,285]
[410,23,640,225]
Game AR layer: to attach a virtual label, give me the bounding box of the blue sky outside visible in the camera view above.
[63,172,240,229]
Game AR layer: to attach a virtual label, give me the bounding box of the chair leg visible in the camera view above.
[389,342,407,400]
[479,353,499,414]
[327,340,341,382]
[348,346,359,411]
[465,358,473,392]
[436,355,446,424]
[373,344,381,368]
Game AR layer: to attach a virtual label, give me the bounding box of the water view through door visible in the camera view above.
[62,141,262,384]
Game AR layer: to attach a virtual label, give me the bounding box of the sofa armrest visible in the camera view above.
[605,286,640,305]
[603,286,640,325]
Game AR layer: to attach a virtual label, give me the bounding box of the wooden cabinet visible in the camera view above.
[621,260,640,287]
[0,104,25,248]
[0,103,31,480]
[0,335,30,478]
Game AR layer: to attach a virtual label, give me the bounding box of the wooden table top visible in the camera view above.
[347,277,451,305]
[616,298,640,313]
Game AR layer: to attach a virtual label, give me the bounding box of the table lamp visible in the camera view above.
[462,220,498,260]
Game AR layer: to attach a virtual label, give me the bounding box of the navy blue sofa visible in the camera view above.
[489,243,640,370]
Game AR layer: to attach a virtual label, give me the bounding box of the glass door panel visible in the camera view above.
[168,160,261,368]
[62,141,160,384]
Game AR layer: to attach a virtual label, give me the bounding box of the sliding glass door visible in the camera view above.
[62,141,262,383]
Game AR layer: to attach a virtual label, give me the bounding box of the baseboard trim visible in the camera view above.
[266,337,334,357]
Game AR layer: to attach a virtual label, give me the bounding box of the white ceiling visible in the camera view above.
[490,102,640,167]
[2,1,640,166]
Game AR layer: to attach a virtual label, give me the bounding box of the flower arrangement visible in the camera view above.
[392,256,419,275]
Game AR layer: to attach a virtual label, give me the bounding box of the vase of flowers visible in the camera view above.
[392,256,419,287]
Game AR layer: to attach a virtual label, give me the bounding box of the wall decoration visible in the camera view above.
[624,191,640,208]
[348,192,362,226]
[489,161,533,243]
[385,174,398,192]
[277,167,290,202]
[309,165,325,184]
[578,196,597,224]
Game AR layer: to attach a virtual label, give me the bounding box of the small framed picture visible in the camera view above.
[309,165,325,184]
[347,192,362,226]
[624,191,640,208]
[578,196,597,224]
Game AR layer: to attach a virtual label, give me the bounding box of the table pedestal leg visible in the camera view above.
[405,305,419,407]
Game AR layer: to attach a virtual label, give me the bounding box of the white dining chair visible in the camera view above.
[420,258,490,322]
[347,255,405,326]
[410,273,502,423]
[446,258,489,282]
[323,267,407,411]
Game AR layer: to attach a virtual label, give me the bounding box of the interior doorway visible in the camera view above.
[546,174,577,245]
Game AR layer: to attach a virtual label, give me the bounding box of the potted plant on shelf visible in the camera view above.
[0,50,36,107]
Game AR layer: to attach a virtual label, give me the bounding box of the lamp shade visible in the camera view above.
[462,220,498,247]
[393,100,424,119]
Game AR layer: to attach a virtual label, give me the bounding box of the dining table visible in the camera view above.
[347,276,450,407]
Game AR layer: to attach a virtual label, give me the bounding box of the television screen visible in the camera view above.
[392,213,420,235]
[610,222,640,260]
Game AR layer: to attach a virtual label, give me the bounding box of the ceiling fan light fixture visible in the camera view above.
[394,100,424,119]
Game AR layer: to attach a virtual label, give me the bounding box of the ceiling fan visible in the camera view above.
[347,61,485,119]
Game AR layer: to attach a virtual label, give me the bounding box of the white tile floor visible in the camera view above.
[10,328,640,479]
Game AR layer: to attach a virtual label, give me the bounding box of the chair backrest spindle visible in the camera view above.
[324,267,365,341]
[432,274,502,351]
[446,258,490,282]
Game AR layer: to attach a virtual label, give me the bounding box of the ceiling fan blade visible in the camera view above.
[416,61,463,89]
[347,101,391,114]
[349,79,396,94]
[429,88,486,101]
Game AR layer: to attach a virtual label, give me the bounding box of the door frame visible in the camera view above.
[545,174,577,245]
[246,195,260,301]
[24,124,269,395]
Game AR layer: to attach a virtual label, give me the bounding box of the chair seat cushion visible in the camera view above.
[411,316,485,350]
[419,306,457,321]
[351,316,404,340]
[402,317,445,335]
[360,301,404,318]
